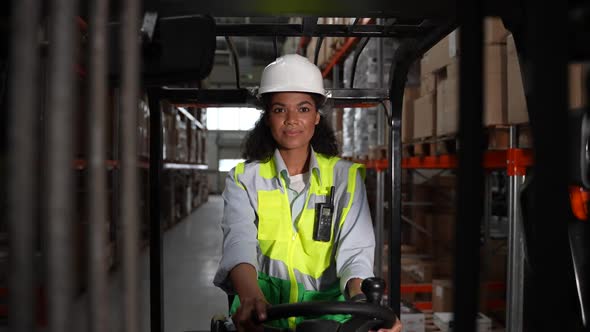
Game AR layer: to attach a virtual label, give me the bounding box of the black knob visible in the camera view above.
[361,277,386,304]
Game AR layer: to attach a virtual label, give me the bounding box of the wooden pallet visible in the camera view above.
[434,135,459,155]
[423,310,441,332]
[404,138,436,157]
[404,136,458,157]
[485,124,533,150]
[405,124,532,158]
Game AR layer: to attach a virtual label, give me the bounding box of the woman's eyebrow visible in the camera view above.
[297,101,313,107]
[271,102,286,108]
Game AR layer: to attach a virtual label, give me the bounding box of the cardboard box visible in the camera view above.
[402,87,420,142]
[484,44,507,126]
[176,113,189,162]
[189,122,198,163]
[413,93,436,139]
[436,76,459,136]
[570,63,588,109]
[506,34,529,124]
[331,108,344,132]
[432,279,453,312]
[162,105,177,162]
[420,73,436,96]
[484,17,509,44]
[420,30,459,75]
[435,60,460,136]
[401,258,434,283]
[433,312,492,332]
[306,36,330,67]
[506,34,587,123]
[400,303,426,332]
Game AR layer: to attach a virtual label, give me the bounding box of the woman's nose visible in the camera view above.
[284,110,298,124]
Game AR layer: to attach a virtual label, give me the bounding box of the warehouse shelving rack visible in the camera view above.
[5,1,589,332]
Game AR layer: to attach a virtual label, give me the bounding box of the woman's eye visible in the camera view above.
[273,108,285,113]
[300,107,310,112]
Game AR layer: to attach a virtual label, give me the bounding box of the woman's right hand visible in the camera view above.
[232,296,268,332]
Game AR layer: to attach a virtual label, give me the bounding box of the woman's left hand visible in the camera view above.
[371,317,402,332]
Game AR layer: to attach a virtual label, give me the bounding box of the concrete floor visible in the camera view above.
[160,195,227,332]
[62,195,228,332]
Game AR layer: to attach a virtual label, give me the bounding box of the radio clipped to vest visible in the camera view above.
[313,186,335,242]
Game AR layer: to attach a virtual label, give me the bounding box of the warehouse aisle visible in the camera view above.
[67,195,227,332]
[159,194,227,332]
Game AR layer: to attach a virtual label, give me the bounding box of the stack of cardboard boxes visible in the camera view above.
[410,18,510,143]
[407,17,588,146]
[507,33,588,124]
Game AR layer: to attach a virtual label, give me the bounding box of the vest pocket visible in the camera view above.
[257,189,291,240]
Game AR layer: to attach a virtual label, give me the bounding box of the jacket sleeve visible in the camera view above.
[213,166,259,294]
[335,168,376,295]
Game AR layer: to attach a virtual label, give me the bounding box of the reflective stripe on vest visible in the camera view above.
[250,154,364,328]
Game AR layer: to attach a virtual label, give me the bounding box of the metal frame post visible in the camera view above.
[387,40,415,315]
[482,172,492,284]
[375,169,385,278]
[374,21,385,279]
[46,0,78,330]
[148,88,165,332]
[8,0,40,330]
[523,0,573,330]
[453,1,484,331]
[120,0,141,330]
[506,126,525,332]
[87,0,110,330]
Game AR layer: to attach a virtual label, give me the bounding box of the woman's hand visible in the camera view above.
[372,317,403,332]
[232,296,268,332]
[229,264,268,331]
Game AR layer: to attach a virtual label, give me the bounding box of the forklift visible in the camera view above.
[5,1,590,332]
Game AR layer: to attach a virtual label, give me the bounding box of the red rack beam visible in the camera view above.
[400,283,432,294]
[367,148,536,171]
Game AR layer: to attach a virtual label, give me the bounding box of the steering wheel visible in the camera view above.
[262,301,396,332]
[258,278,397,332]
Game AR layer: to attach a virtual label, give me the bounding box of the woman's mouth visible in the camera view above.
[284,130,302,136]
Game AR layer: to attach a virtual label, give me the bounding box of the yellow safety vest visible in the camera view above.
[231,152,365,328]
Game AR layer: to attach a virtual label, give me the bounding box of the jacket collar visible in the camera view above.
[272,147,322,187]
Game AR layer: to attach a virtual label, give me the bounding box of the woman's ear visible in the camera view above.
[315,112,320,125]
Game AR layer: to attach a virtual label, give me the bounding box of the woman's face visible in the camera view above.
[266,92,320,153]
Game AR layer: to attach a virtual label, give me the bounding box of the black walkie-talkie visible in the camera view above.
[313,186,335,242]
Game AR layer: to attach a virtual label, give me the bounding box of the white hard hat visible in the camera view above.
[257,54,327,102]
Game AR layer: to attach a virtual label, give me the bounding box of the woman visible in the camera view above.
[214,54,401,332]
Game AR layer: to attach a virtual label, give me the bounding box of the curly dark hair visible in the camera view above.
[242,94,339,162]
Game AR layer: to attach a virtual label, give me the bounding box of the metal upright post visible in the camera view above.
[482,173,492,283]
[8,0,40,330]
[376,169,385,278]
[374,24,385,278]
[87,0,110,331]
[148,88,165,332]
[523,0,571,330]
[506,126,525,332]
[387,41,414,316]
[120,0,141,331]
[46,0,78,330]
[453,0,484,331]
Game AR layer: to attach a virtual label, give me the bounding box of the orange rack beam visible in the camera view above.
[400,282,506,311]
[365,149,534,171]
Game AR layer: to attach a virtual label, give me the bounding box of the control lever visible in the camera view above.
[361,277,386,305]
